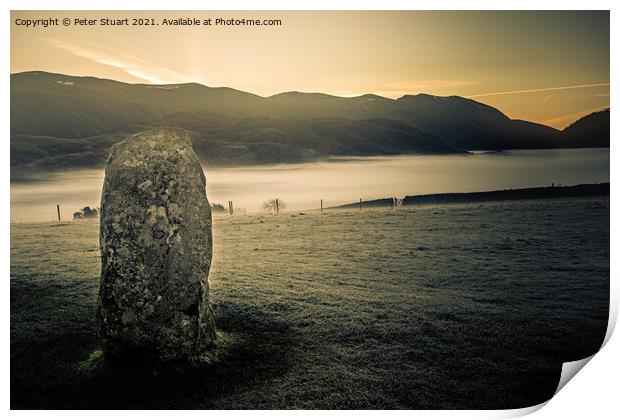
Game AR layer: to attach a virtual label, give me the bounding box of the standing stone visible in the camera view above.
[98,127,216,361]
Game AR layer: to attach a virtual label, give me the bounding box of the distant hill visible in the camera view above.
[402,183,609,205]
[10,71,609,171]
[334,183,609,209]
[562,109,610,148]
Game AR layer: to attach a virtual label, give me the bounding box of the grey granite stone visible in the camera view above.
[98,127,216,361]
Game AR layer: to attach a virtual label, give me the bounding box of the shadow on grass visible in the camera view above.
[11,301,298,409]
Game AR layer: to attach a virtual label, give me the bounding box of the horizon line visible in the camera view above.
[10,70,610,129]
[11,69,610,103]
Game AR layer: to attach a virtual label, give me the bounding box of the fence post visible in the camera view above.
[228,200,233,216]
[359,198,362,210]
[56,204,61,221]
[275,198,279,214]
[321,199,323,212]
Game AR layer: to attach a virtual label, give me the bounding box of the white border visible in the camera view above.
[3,1,617,418]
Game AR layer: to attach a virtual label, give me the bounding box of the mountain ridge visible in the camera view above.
[10,71,609,172]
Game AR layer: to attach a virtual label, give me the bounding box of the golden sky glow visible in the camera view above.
[11,10,609,129]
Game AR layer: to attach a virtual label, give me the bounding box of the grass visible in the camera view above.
[10,198,609,409]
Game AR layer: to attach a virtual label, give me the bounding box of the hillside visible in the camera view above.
[562,109,610,148]
[333,183,610,209]
[10,71,608,171]
[402,183,610,205]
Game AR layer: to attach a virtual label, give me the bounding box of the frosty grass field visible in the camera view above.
[10,198,609,409]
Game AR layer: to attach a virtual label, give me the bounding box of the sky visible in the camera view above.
[11,10,609,129]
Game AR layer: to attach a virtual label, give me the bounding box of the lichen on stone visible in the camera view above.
[98,127,216,361]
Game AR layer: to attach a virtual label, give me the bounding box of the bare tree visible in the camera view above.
[262,198,286,213]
